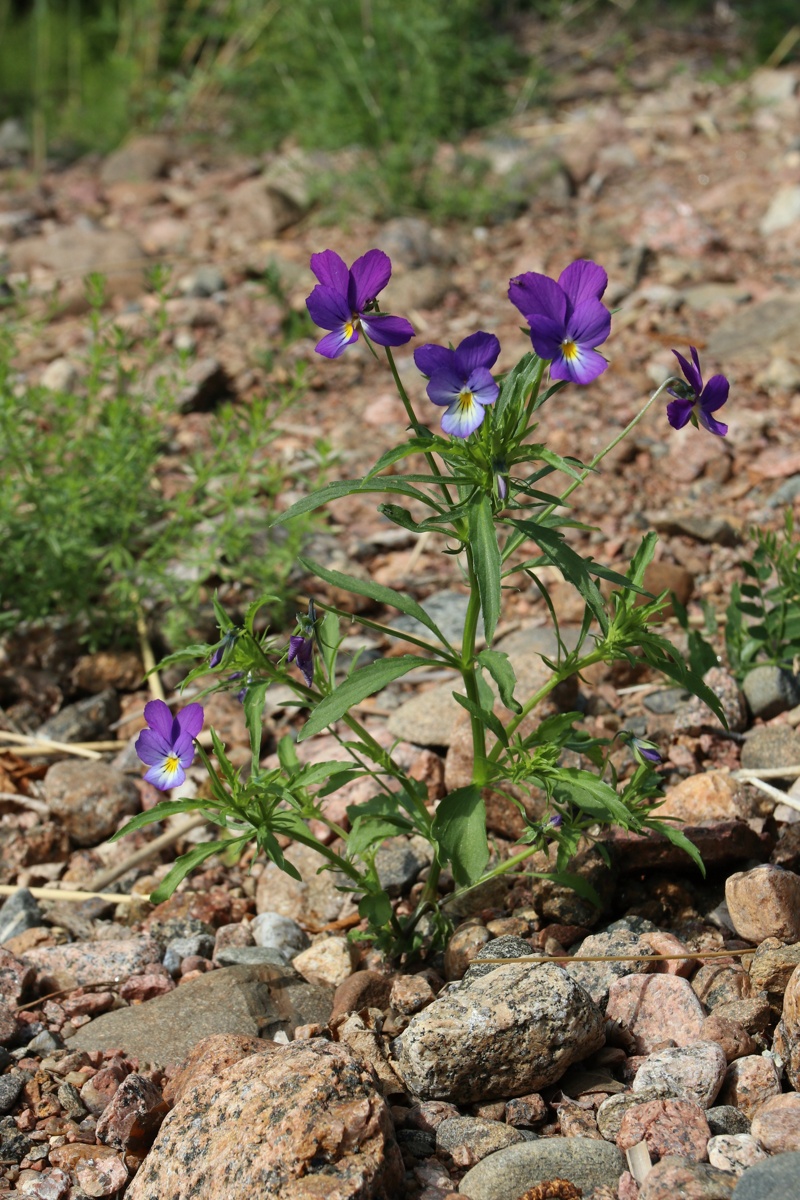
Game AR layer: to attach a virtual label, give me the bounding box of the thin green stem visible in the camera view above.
[383,345,455,507]
[462,547,488,784]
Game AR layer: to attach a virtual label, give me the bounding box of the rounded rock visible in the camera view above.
[606,974,705,1053]
[457,1136,625,1200]
[637,1155,736,1200]
[707,1133,767,1175]
[716,1055,781,1119]
[725,865,800,943]
[43,760,139,846]
[632,1040,726,1107]
[750,1091,800,1153]
[733,1151,800,1200]
[292,937,355,988]
[617,1097,711,1163]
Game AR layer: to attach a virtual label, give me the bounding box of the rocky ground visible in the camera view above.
[3,23,800,1200]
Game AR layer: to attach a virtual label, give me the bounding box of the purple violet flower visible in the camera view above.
[288,599,317,688]
[135,700,204,791]
[209,629,237,669]
[305,249,415,359]
[414,331,500,438]
[508,259,611,385]
[667,347,729,437]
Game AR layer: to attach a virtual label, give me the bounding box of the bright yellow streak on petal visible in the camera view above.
[458,390,474,410]
[344,322,355,339]
[561,339,578,360]
[163,754,181,776]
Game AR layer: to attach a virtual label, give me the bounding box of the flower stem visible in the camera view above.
[383,345,455,507]
[462,547,489,785]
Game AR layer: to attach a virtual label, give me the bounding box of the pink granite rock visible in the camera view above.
[0,948,34,1006]
[700,1014,756,1063]
[707,1133,768,1175]
[22,937,162,991]
[784,962,800,1089]
[637,1155,736,1199]
[656,771,756,822]
[74,1151,128,1198]
[716,1055,782,1119]
[642,931,696,977]
[95,1073,169,1152]
[750,1091,800,1153]
[632,1041,726,1108]
[606,975,705,1053]
[617,1098,711,1163]
[126,1040,403,1200]
[725,864,800,943]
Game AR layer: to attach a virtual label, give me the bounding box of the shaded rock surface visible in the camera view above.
[458,1136,625,1200]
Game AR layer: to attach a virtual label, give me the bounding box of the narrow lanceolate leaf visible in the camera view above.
[298,656,431,741]
[646,820,706,876]
[111,799,219,841]
[469,495,501,645]
[243,680,270,773]
[150,836,251,904]
[431,785,489,886]
[271,478,443,524]
[364,435,444,479]
[477,649,521,713]
[299,557,452,647]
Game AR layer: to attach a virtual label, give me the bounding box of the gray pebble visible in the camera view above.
[0,889,42,944]
[214,946,291,969]
[733,1151,800,1199]
[250,912,309,956]
[461,936,533,984]
[458,1136,625,1200]
[742,665,800,720]
[707,1105,751,1136]
[163,934,216,975]
[0,1072,24,1115]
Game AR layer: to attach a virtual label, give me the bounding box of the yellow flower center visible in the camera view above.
[344,321,355,339]
[458,389,474,410]
[561,339,578,360]
[163,753,181,776]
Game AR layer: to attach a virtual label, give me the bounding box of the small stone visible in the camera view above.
[597,1089,663,1141]
[672,670,747,736]
[566,930,654,1007]
[707,1133,768,1175]
[435,1115,524,1168]
[376,835,433,896]
[443,923,492,981]
[742,666,800,719]
[637,1155,736,1200]
[632,1041,726,1107]
[292,936,355,988]
[617,1098,711,1163]
[390,974,436,1016]
[457,1137,626,1200]
[214,945,292,969]
[393,963,605,1103]
[748,936,800,1001]
[250,911,310,955]
[95,1073,169,1152]
[74,1151,128,1198]
[750,1092,800,1153]
[740,725,800,773]
[331,970,394,1021]
[557,1096,602,1139]
[701,1014,756,1062]
[0,1114,31,1162]
[692,961,751,1009]
[725,865,800,943]
[255,843,351,925]
[406,1101,461,1132]
[706,1106,751,1136]
[606,975,705,1053]
[716,1055,781,1119]
[0,1071,24,1114]
[0,947,35,1005]
[177,265,225,297]
[162,934,216,975]
[0,890,42,945]
[22,937,161,991]
[712,996,771,1033]
[43,760,139,846]
[505,1092,548,1129]
[655,772,758,823]
[733,1151,800,1200]
[37,689,120,744]
[100,134,173,183]
[213,922,256,959]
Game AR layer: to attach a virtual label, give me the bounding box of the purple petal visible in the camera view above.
[550,345,608,385]
[508,272,567,326]
[699,374,729,413]
[465,366,499,407]
[349,249,392,310]
[672,349,702,397]
[310,250,349,293]
[414,343,454,377]
[558,259,608,305]
[316,328,358,359]
[135,728,172,766]
[144,759,187,791]
[527,314,569,362]
[175,703,204,740]
[143,699,173,740]
[306,284,352,332]
[699,411,728,437]
[454,331,500,375]
[289,635,314,687]
[441,395,486,438]
[427,365,466,407]
[360,312,414,347]
[666,397,694,430]
[567,298,611,349]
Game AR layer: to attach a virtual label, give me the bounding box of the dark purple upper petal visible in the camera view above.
[414,344,454,377]
[509,272,567,327]
[672,349,702,397]
[699,374,729,413]
[349,249,392,311]
[426,364,465,406]
[526,313,568,362]
[666,397,694,430]
[306,284,352,332]
[465,366,499,406]
[454,331,500,376]
[310,250,350,294]
[359,312,414,347]
[567,298,611,349]
[175,703,204,740]
[289,635,314,687]
[558,259,608,306]
[135,728,172,766]
[143,699,174,741]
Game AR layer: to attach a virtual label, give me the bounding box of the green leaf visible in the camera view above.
[646,820,706,876]
[495,351,540,421]
[469,495,501,644]
[272,477,446,524]
[477,649,521,713]
[277,732,299,773]
[298,655,430,741]
[628,532,658,589]
[453,692,509,747]
[111,798,217,841]
[299,556,452,646]
[364,435,443,479]
[431,785,489,886]
[509,518,609,634]
[358,891,393,928]
[551,767,633,826]
[243,680,270,773]
[150,836,251,904]
[348,812,415,858]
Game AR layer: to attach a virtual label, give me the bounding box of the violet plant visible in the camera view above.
[116,248,730,956]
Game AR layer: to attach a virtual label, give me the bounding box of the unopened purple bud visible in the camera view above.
[209,629,237,669]
[288,633,314,688]
[627,734,662,766]
[547,813,563,828]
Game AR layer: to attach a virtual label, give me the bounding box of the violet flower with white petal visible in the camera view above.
[666,347,729,437]
[135,700,203,791]
[305,249,414,359]
[509,259,610,385]
[414,331,500,438]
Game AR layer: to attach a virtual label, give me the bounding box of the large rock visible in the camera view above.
[392,962,604,1103]
[458,1137,625,1200]
[725,864,800,943]
[733,1151,800,1200]
[606,975,705,1053]
[126,1040,403,1200]
[70,965,333,1066]
[23,937,161,991]
[7,227,146,299]
[43,759,139,845]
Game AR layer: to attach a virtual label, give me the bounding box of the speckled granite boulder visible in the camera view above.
[458,1136,625,1199]
[22,937,161,991]
[392,962,604,1103]
[126,1040,403,1200]
[632,1041,727,1108]
[725,864,800,943]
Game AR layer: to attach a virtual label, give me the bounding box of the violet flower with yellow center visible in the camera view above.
[509,259,610,385]
[135,700,203,791]
[305,249,414,359]
[414,331,500,438]
[667,346,729,437]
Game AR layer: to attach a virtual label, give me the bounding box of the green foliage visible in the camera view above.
[725,511,800,677]
[0,285,310,650]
